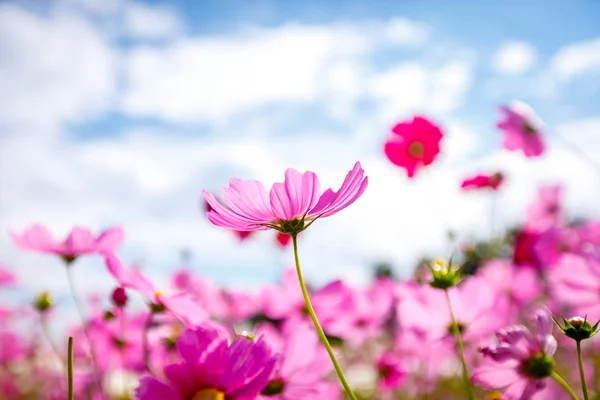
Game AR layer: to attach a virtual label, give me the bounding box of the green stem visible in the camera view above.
[551,371,580,400]
[65,266,103,398]
[291,234,357,400]
[577,341,590,400]
[68,336,74,400]
[444,290,475,400]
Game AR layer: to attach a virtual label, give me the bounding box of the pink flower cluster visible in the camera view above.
[2,102,599,400]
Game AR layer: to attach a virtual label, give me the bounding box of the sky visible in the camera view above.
[1,0,600,312]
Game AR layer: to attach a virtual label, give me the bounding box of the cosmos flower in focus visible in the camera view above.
[460,172,504,191]
[202,162,367,235]
[136,326,277,400]
[497,100,545,157]
[384,116,443,178]
[11,224,124,264]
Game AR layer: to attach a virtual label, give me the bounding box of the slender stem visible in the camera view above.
[143,311,154,374]
[551,371,580,400]
[40,313,66,367]
[65,266,103,397]
[68,336,74,400]
[577,341,590,400]
[291,234,357,400]
[444,290,475,400]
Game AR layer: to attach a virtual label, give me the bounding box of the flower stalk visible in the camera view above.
[291,234,357,400]
[551,371,579,400]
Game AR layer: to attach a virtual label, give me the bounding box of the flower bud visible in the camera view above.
[554,315,599,341]
[429,258,460,290]
[111,287,128,308]
[34,291,52,313]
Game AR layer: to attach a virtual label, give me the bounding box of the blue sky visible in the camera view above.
[1,0,600,318]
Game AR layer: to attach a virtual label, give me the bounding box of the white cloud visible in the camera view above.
[367,59,473,123]
[120,18,428,124]
[124,1,182,38]
[550,37,600,81]
[0,3,117,130]
[492,41,537,75]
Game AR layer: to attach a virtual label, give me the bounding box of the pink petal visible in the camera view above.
[104,253,156,299]
[95,227,125,254]
[10,224,60,253]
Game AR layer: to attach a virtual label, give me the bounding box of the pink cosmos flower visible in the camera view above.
[256,323,338,400]
[202,162,367,233]
[513,230,542,268]
[136,326,278,400]
[384,116,443,178]
[525,185,564,232]
[0,264,16,287]
[104,254,208,327]
[472,309,557,400]
[376,351,406,393]
[11,224,124,263]
[460,172,504,191]
[497,100,545,157]
[172,270,231,321]
[478,260,542,310]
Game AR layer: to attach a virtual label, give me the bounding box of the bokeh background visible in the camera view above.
[1,0,600,324]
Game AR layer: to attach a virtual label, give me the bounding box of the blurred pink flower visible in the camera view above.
[525,185,564,231]
[478,260,542,310]
[260,268,304,321]
[256,323,338,400]
[472,309,557,400]
[0,264,16,287]
[136,326,277,400]
[398,277,509,345]
[376,351,406,393]
[549,254,600,321]
[497,100,545,157]
[104,254,208,327]
[11,224,124,263]
[460,172,504,191]
[202,162,367,233]
[384,116,443,178]
[172,270,231,320]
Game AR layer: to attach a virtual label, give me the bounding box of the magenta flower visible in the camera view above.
[275,232,292,248]
[384,116,443,178]
[497,100,545,157]
[202,162,367,234]
[136,326,278,400]
[460,172,504,191]
[104,254,208,327]
[11,224,124,263]
[376,351,406,393]
[472,309,557,400]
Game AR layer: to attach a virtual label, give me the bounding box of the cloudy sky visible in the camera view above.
[1,0,600,309]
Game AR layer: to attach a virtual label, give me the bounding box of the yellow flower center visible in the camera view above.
[190,388,225,400]
[486,391,503,400]
[408,141,425,158]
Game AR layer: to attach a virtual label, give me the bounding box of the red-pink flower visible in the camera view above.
[497,100,545,157]
[376,351,406,393]
[136,326,278,400]
[202,162,367,234]
[275,232,292,248]
[460,172,504,191]
[472,309,557,399]
[11,224,124,263]
[384,116,443,178]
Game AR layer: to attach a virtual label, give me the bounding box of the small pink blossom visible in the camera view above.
[525,185,564,231]
[202,162,367,233]
[376,351,406,393]
[472,309,557,400]
[460,172,504,191]
[497,100,545,157]
[384,116,443,178]
[275,232,292,248]
[11,224,124,263]
[0,264,16,287]
[136,326,278,400]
